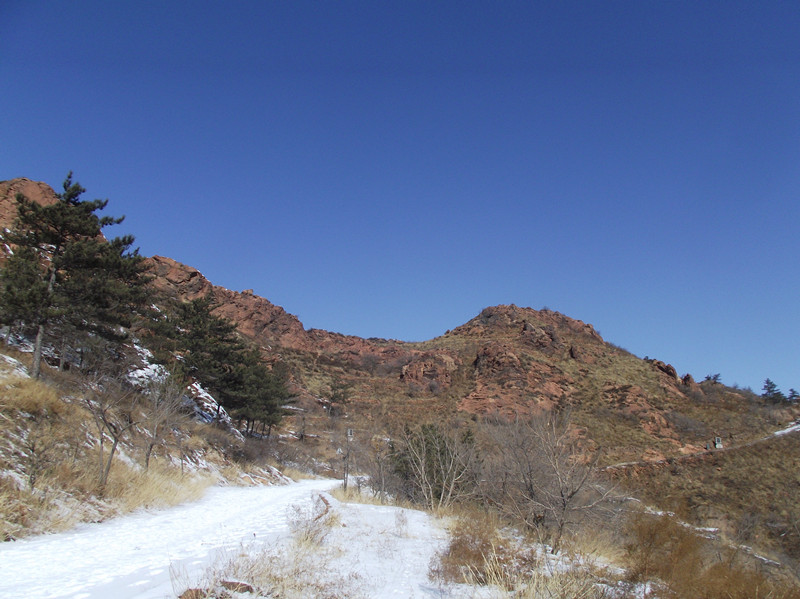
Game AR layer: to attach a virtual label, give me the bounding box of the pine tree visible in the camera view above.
[162,296,292,430]
[170,295,249,419]
[235,355,291,436]
[762,378,786,404]
[0,173,148,377]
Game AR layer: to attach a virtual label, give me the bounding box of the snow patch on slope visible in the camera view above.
[0,353,28,379]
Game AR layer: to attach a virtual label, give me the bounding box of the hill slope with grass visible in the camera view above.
[0,347,287,541]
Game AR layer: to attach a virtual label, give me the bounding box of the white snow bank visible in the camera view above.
[319,494,451,598]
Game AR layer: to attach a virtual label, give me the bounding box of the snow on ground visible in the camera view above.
[322,497,453,598]
[126,343,169,388]
[0,479,336,598]
[0,353,28,379]
[773,420,800,437]
[0,479,456,599]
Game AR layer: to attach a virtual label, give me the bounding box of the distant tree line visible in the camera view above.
[0,173,289,435]
[762,378,798,404]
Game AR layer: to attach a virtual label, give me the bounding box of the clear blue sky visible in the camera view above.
[2,1,798,393]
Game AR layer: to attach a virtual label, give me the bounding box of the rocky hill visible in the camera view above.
[1,178,792,464]
[144,253,782,465]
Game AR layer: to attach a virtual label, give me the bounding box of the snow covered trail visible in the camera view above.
[0,478,340,599]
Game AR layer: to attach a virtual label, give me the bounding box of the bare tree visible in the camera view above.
[140,376,186,470]
[361,435,398,502]
[482,410,612,554]
[18,417,60,490]
[399,423,479,511]
[83,377,139,490]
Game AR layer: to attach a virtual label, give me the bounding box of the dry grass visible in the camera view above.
[280,465,316,481]
[0,475,85,539]
[615,434,800,567]
[0,375,72,417]
[177,542,364,599]
[624,511,800,599]
[430,507,540,587]
[106,463,215,511]
[0,365,226,539]
[428,506,622,598]
[471,557,613,599]
[287,493,339,547]
[328,483,413,508]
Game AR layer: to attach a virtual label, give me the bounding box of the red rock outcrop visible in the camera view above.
[651,359,679,381]
[0,178,59,230]
[147,255,311,350]
[400,351,460,391]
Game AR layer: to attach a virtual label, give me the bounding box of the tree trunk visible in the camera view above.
[31,268,57,379]
[99,436,120,490]
[31,323,45,379]
[144,439,155,470]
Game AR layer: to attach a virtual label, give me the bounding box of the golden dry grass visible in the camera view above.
[624,511,800,599]
[430,506,542,587]
[105,462,215,512]
[0,360,225,539]
[614,433,800,567]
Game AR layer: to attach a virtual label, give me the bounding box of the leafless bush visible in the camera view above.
[397,422,480,511]
[82,376,140,490]
[140,376,186,469]
[665,410,707,436]
[480,410,613,554]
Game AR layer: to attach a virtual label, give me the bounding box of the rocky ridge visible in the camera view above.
[1,178,775,463]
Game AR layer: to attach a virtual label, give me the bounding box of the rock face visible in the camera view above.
[651,359,679,380]
[0,178,59,230]
[147,255,311,350]
[400,351,460,391]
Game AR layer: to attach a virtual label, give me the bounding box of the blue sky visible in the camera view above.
[1,1,798,393]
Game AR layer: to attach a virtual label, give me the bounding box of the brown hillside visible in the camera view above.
[4,182,796,444]
[1,178,782,464]
[4,176,800,568]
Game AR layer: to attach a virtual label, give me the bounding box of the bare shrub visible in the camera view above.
[430,507,557,593]
[396,422,479,511]
[82,376,140,490]
[481,410,613,554]
[623,511,800,598]
[360,434,403,503]
[665,410,707,436]
[139,376,187,469]
[624,511,703,585]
